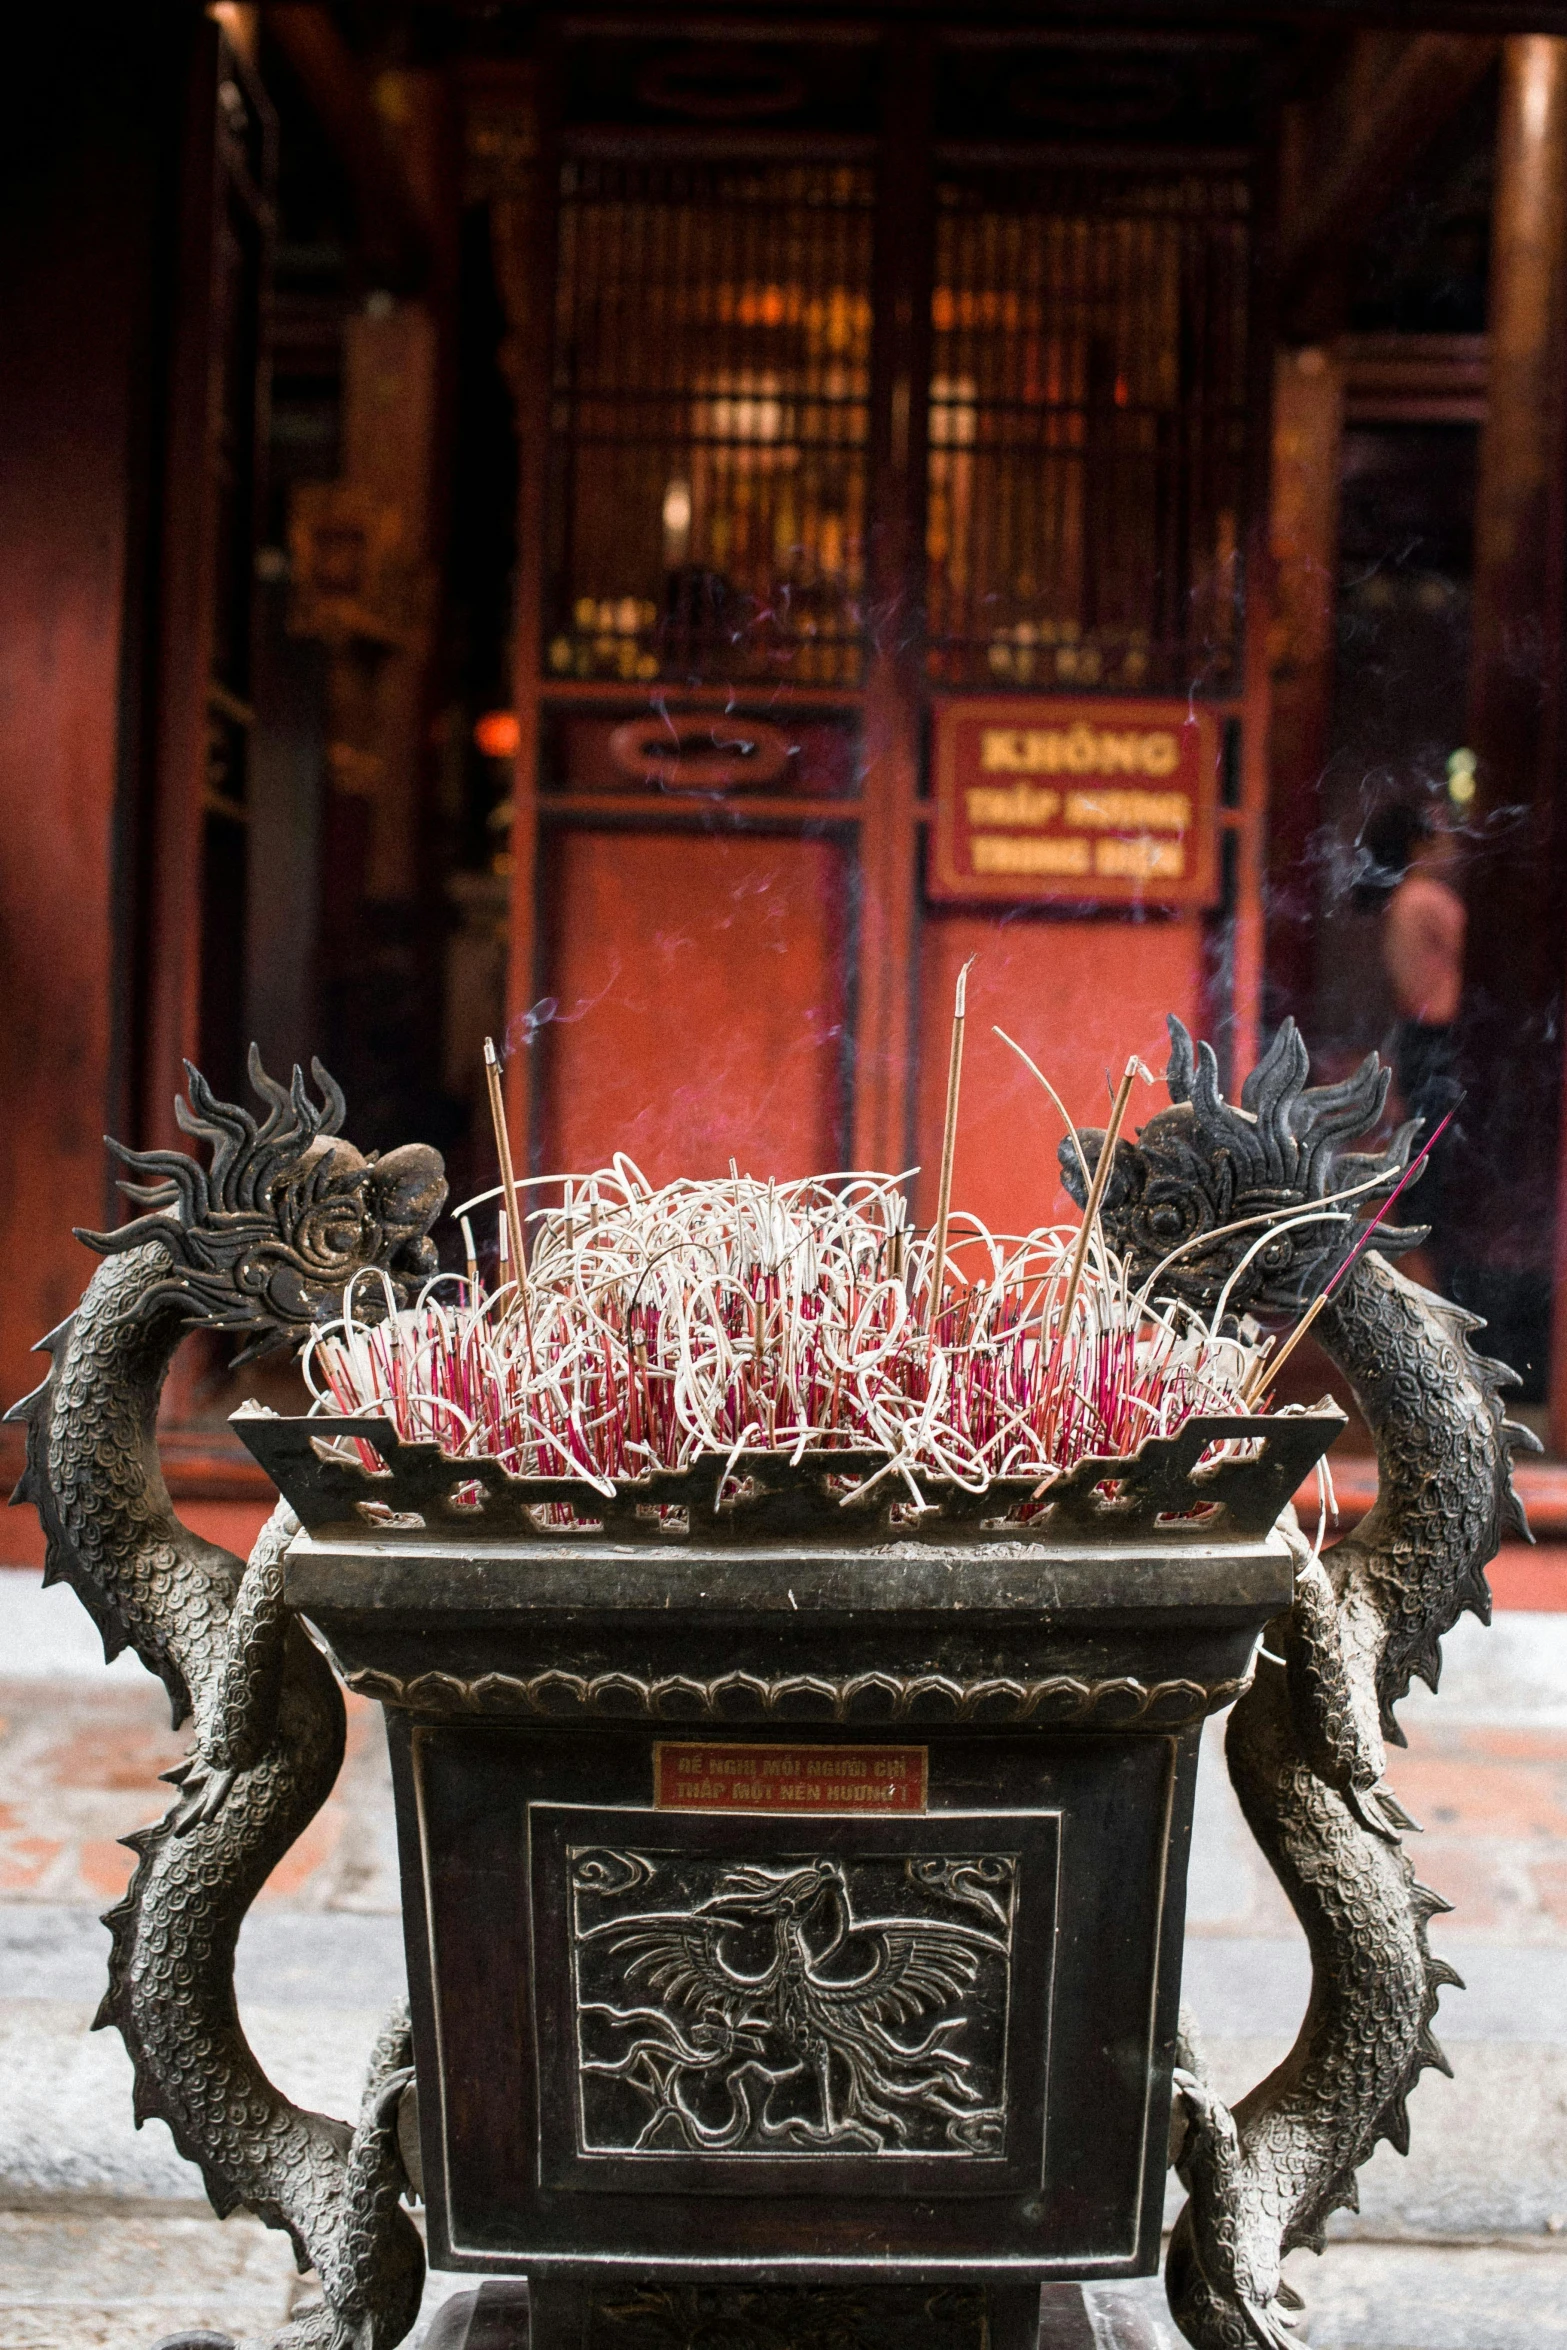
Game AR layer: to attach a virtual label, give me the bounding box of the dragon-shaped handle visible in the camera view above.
[1063,1018,1535,2350]
[7,1052,447,2350]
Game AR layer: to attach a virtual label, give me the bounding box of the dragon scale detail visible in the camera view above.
[1062,1018,1533,2350]
[8,1056,448,2350]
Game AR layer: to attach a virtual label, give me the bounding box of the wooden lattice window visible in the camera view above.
[547,157,874,687]
[925,167,1251,694]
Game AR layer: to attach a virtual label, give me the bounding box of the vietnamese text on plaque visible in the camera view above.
[930,697,1222,908]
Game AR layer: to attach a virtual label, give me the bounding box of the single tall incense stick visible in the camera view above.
[483,1036,530,1329]
[928,957,976,1329]
[1056,1057,1144,1347]
[1240,1289,1328,1410]
[993,1026,1094,1194]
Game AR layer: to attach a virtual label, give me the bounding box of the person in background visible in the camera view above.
[1357,798,1466,1275]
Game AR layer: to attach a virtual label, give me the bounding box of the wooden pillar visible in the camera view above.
[854,31,934,1177]
[331,68,459,908]
[325,301,443,904]
[284,67,455,1150]
[0,9,201,1507]
[1265,345,1345,1036]
[139,23,225,1150]
[1225,139,1284,1089]
[485,59,551,1166]
[1470,36,1567,977]
[1462,39,1567,1417]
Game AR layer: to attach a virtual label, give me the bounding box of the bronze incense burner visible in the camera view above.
[270,1457,1322,2350]
[7,1023,1533,2350]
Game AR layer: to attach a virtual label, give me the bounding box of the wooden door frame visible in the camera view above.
[501,24,1272,1179]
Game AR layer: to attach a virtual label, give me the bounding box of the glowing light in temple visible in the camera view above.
[474,710,521,759]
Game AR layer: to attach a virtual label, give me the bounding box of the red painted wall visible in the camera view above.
[915,912,1204,1247]
[538,831,850,1189]
[536,837,1201,1258]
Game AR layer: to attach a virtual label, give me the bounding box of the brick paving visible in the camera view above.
[0,1679,397,1913]
[1184,1708,1567,1948]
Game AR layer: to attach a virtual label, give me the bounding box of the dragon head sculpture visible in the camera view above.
[77,1048,447,1351]
[1059,1017,1421,1318]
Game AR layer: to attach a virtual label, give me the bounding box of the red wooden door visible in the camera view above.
[541,829,850,1185]
[915,915,1205,1243]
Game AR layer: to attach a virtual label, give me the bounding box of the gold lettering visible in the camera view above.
[971,834,1092,877]
[1063,722,1099,772]
[977,723,1183,777]
[966,784,1061,827]
[980,729,1030,771]
[1064,790,1190,832]
[1096,732,1142,773]
[1094,837,1185,880]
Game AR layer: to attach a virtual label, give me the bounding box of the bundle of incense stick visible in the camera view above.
[302,1159,1264,1507]
[302,998,1444,1507]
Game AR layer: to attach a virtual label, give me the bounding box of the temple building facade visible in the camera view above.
[5,2,1567,1509]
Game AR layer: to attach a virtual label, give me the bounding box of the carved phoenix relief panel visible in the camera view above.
[568,1848,1017,2158]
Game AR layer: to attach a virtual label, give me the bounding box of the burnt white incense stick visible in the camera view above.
[928,957,976,1329]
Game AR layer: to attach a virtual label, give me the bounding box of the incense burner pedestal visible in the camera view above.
[280,1453,1313,2350]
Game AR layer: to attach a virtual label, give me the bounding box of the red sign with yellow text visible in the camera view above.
[930,696,1222,908]
[654,1743,928,1815]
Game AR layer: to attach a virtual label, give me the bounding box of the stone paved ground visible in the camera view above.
[2,1566,1566,2347]
[0,2210,303,2348]
[4,2225,1567,2350]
